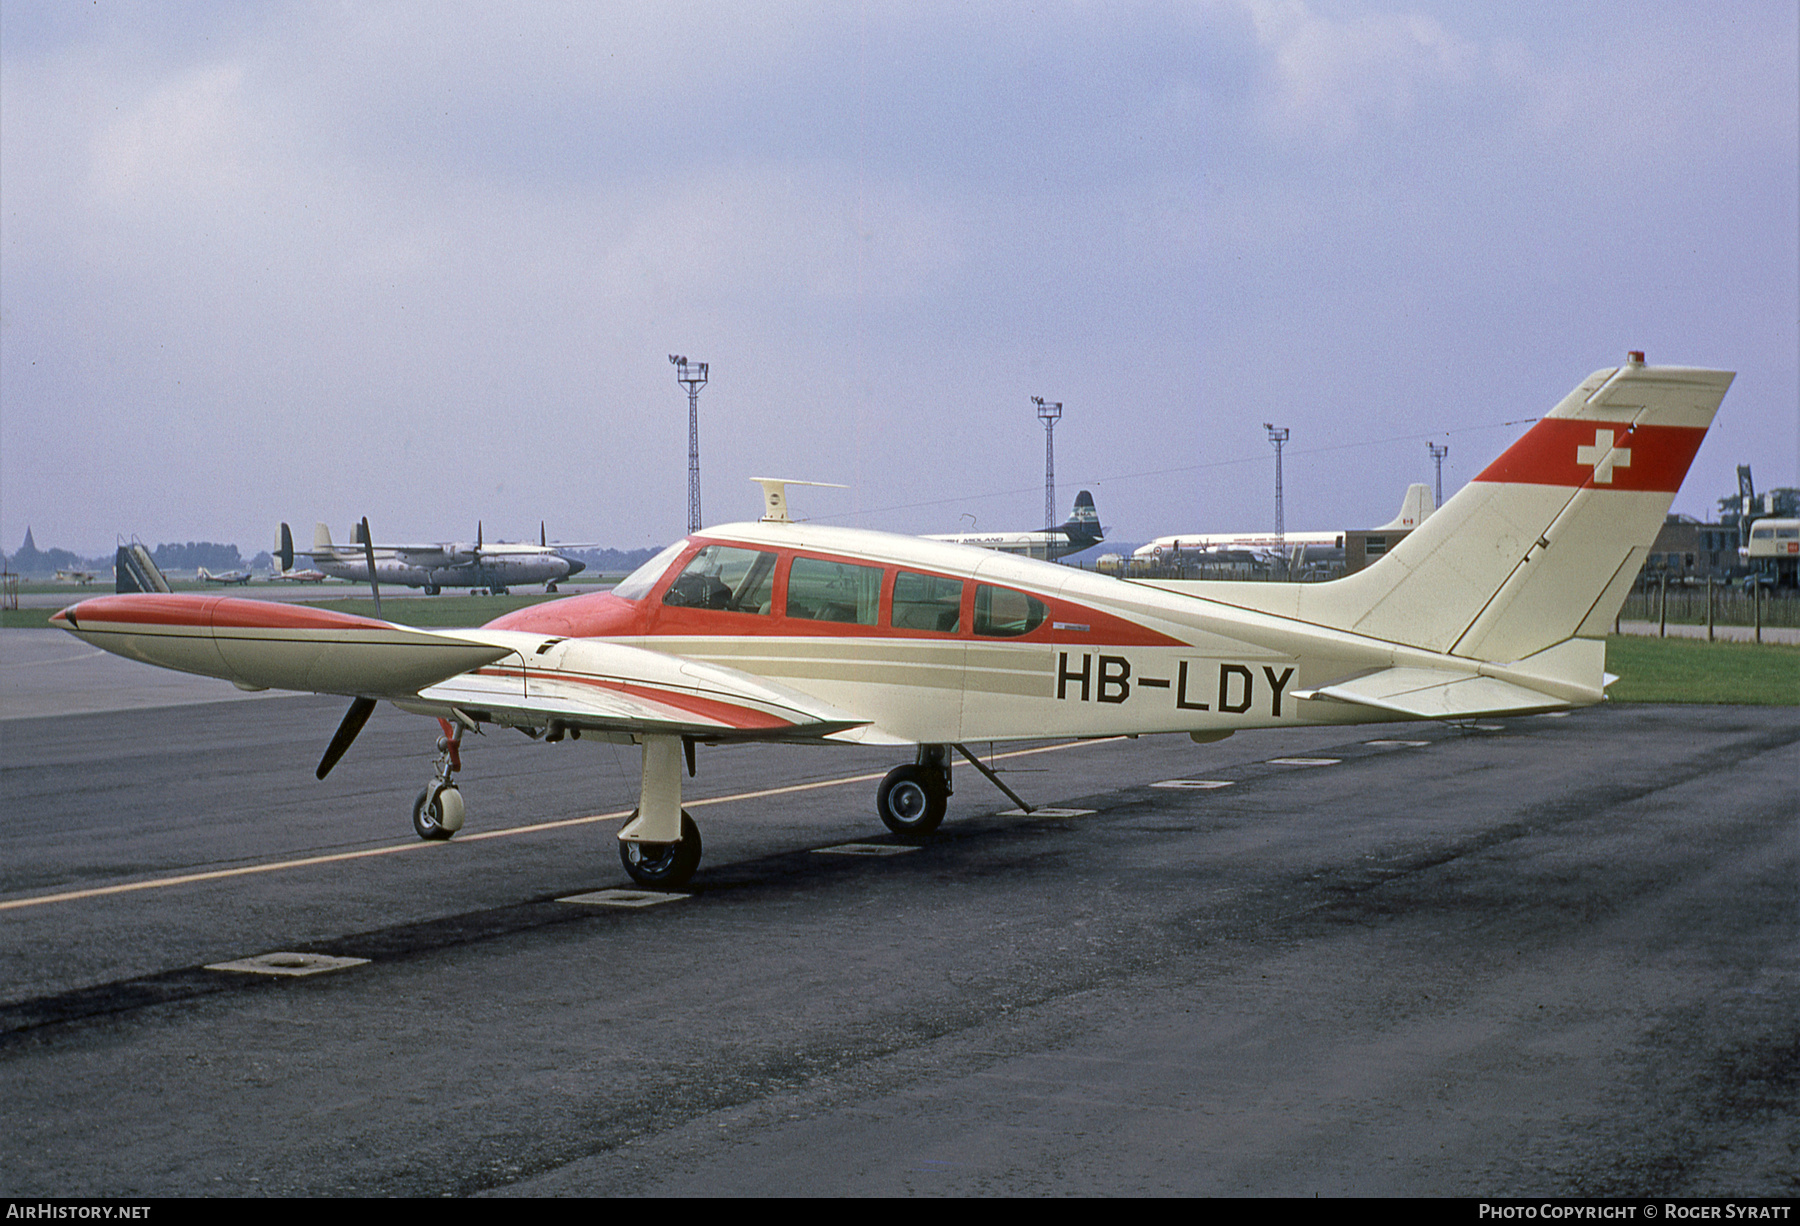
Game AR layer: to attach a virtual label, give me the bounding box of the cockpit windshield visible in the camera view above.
[610,540,688,601]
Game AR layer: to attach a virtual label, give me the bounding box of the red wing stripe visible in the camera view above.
[474,668,798,730]
[64,594,390,631]
[1473,420,1706,492]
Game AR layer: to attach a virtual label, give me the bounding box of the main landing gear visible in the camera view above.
[619,811,702,888]
[618,735,702,890]
[876,744,1037,836]
[412,718,466,841]
[614,738,1035,890]
[876,745,952,836]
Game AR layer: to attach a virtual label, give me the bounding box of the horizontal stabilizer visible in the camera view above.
[1294,667,1569,720]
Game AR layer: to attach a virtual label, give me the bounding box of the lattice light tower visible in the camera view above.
[1034,396,1062,528]
[670,355,708,533]
[1263,422,1290,544]
[1427,442,1449,509]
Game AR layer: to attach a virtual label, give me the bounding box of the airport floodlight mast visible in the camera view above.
[1263,422,1290,545]
[670,355,708,533]
[1428,442,1450,509]
[1034,396,1063,528]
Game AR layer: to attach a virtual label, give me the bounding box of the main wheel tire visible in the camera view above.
[412,784,464,840]
[619,811,702,889]
[877,764,948,837]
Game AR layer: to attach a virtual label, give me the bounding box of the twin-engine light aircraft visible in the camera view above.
[54,356,1731,890]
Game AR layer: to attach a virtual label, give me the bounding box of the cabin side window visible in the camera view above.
[786,557,883,625]
[662,545,778,613]
[892,572,963,633]
[973,584,1046,637]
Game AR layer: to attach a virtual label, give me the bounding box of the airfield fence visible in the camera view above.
[1618,583,1799,629]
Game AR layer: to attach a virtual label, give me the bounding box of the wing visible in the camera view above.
[399,634,867,741]
[52,594,510,697]
[51,594,868,742]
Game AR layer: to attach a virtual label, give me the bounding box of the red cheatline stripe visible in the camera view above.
[1473,420,1706,492]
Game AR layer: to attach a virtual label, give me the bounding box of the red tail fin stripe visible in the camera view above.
[1472,420,1707,492]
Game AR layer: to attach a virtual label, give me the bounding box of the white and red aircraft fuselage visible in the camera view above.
[52,356,1732,889]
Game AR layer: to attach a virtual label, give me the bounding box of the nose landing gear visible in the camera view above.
[412,717,466,841]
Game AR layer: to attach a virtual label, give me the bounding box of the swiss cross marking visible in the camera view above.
[1575,428,1632,485]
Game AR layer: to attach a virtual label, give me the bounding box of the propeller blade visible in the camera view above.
[317,696,377,780]
[360,516,382,619]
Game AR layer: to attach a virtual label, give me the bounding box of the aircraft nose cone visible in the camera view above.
[50,604,75,629]
[566,558,586,577]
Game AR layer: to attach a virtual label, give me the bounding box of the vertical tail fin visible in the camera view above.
[1058,491,1104,546]
[1342,356,1732,661]
[1179,357,1733,665]
[1376,484,1434,531]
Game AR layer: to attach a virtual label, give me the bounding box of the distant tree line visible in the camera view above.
[150,541,244,572]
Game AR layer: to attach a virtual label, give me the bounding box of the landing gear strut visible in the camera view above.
[618,735,702,889]
[412,718,466,840]
[877,745,952,836]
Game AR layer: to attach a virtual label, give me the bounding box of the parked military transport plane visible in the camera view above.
[282,521,587,594]
[1135,484,1435,567]
[927,491,1105,560]
[55,355,1729,890]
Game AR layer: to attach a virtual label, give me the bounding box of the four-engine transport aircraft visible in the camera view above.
[53,355,1731,890]
[1134,483,1436,567]
[282,521,588,594]
[927,490,1105,560]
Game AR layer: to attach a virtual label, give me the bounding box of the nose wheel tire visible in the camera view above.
[412,784,464,840]
[620,812,702,889]
[877,764,948,837]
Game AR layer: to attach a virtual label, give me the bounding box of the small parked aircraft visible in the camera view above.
[53,355,1730,890]
[196,567,254,586]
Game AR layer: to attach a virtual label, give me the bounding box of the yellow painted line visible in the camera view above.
[0,738,1125,910]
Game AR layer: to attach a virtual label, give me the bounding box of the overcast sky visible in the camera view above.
[3,1,1795,558]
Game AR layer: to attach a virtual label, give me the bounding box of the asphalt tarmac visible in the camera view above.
[1,633,1795,1196]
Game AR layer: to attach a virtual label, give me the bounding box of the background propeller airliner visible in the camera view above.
[54,356,1732,890]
